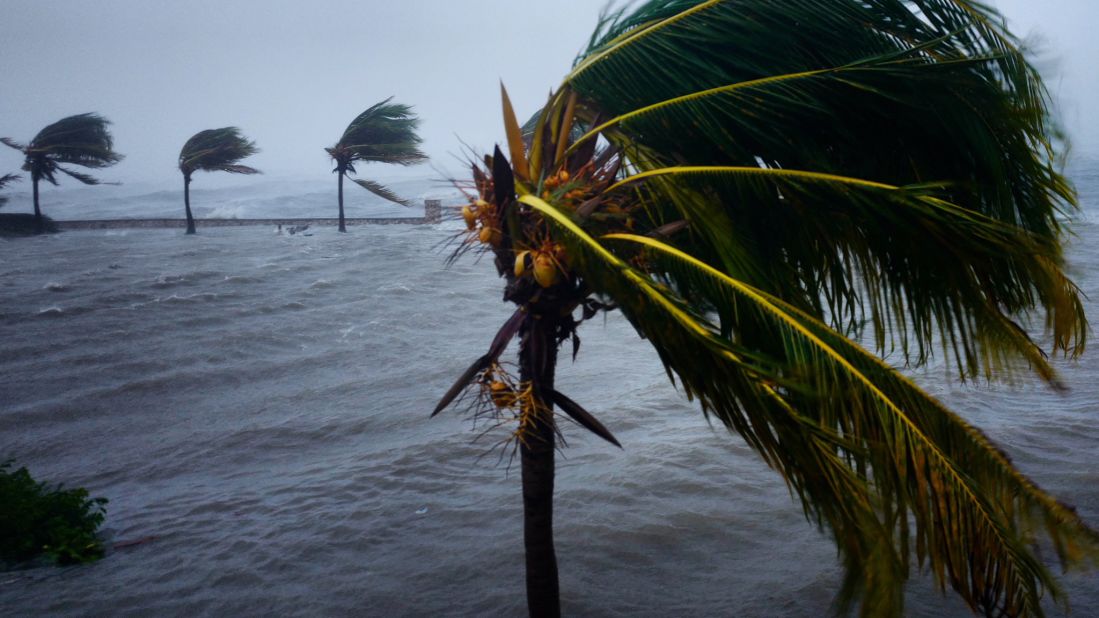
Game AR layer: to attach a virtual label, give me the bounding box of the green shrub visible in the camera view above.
[0,461,108,566]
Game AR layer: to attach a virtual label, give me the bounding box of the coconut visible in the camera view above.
[533,252,559,288]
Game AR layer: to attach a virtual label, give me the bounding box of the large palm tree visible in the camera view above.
[1,113,123,229]
[433,1,1099,616]
[326,98,427,232]
[178,127,261,235]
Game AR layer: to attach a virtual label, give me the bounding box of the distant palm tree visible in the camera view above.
[0,173,19,208]
[1,114,123,229]
[326,98,427,232]
[178,127,261,234]
[434,1,1099,616]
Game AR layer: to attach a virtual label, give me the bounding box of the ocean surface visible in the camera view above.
[1,164,1097,617]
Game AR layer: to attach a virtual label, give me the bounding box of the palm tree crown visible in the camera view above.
[178,127,260,178]
[2,113,122,187]
[1,113,123,225]
[326,98,427,231]
[435,1,1098,616]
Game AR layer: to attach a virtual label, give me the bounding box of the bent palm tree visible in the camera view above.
[434,1,1099,616]
[178,127,261,234]
[326,98,427,232]
[1,114,123,229]
[0,173,19,208]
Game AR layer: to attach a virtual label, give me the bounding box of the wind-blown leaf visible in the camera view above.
[433,309,526,417]
[500,84,529,182]
[350,178,412,207]
[7,114,123,192]
[0,173,18,208]
[605,232,1099,614]
[329,98,427,170]
[549,390,621,448]
[179,127,260,176]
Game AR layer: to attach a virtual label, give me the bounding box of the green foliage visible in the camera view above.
[179,127,261,178]
[1,113,123,186]
[327,98,427,206]
[0,173,19,208]
[0,461,108,566]
[444,1,1099,616]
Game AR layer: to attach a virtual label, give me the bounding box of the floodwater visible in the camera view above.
[1,172,1097,616]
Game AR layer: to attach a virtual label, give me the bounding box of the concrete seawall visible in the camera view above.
[56,200,445,230]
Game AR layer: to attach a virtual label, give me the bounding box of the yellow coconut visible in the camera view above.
[462,205,476,230]
[533,252,559,288]
[489,381,514,408]
[514,251,530,277]
[479,226,502,247]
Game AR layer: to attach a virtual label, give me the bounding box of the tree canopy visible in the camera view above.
[437,1,1099,616]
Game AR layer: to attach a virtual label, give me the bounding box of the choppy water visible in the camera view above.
[1,168,1097,616]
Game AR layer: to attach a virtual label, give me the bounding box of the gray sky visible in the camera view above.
[1,0,1096,187]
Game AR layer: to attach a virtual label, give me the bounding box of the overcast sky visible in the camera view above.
[1,0,1096,187]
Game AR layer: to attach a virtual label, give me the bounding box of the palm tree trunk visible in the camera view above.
[32,176,41,231]
[518,314,561,618]
[338,171,347,233]
[184,175,196,235]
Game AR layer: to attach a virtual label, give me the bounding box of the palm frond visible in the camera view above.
[331,98,428,168]
[179,127,260,176]
[525,194,1099,615]
[350,178,413,207]
[1,138,26,152]
[27,113,123,168]
[0,173,18,208]
[608,165,1082,382]
[56,166,102,186]
[560,0,1082,377]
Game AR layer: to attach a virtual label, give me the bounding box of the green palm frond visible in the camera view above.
[526,195,1099,615]
[26,113,123,169]
[0,173,19,208]
[328,98,427,210]
[350,178,412,207]
[443,1,1097,615]
[608,165,1082,382]
[179,127,260,177]
[330,97,428,167]
[0,173,19,189]
[4,114,123,187]
[560,0,1082,378]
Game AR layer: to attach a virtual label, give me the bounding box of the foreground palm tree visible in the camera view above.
[0,173,19,208]
[1,114,123,229]
[178,127,261,234]
[433,1,1099,616]
[326,98,427,232]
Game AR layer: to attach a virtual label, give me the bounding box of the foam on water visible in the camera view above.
[1,166,1097,616]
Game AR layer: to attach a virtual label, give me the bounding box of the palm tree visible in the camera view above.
[0,173,19,208]
[178,127,261,234]
[326,98,427,232]
[433,1,1099,616]
[1,114,123,229]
